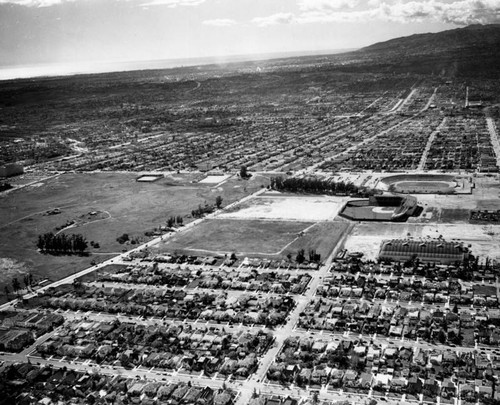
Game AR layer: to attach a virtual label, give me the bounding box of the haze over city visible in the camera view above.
[2,0,500,78]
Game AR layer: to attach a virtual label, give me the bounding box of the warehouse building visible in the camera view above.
[379,239,469,264]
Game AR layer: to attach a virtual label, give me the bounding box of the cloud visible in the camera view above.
[252,0,500,26]
[139,0,205,7]
[377,0,500,25]
[298,0,359,12]
[202,18,237,26]
[252,12,296,26]
[0,0,75,6]
[0,0,207,7]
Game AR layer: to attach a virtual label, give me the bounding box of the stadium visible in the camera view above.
[339,195,420,222]
[377,174,458,194]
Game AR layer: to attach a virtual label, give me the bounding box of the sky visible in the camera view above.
[1,0,500,71]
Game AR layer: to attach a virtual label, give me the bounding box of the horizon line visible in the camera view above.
[0,47,358,82]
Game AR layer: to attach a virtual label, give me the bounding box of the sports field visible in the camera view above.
[378,174,458,194]
[395,180,456,191]
[0,172,265,302]
[153,219,349,260]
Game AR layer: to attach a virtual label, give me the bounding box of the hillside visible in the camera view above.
[354,24,500,77]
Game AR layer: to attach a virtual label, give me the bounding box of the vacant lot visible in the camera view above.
[153,218,349,260]
[218,194,350,221]
[0,172,265,301]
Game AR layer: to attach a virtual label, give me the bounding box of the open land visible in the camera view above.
[0,171,266,294]
[219,194,350,222]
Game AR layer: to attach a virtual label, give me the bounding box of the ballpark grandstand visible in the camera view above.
[339,195,420,222]
[379,239,470,264]
[377,174,460,194]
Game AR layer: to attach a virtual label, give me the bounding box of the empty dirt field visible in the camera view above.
[153,218,349,260]
[0,172,265,300]
[344,222,500,262]
[218,193,350,221]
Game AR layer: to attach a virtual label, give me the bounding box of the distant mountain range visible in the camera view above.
[352,24,500,77]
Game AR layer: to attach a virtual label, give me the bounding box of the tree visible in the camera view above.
[4,286,9,298]
[311,391,319,405]
[12,278,20,294]
[73,278,82,290]
[438,329,447,344]
[308,249,321,263]
[296,249,305,264]
[216,195,223,209]
[240,165,249,179]
[116,233,130,244]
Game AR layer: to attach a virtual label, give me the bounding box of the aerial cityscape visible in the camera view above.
[1,1,500,404]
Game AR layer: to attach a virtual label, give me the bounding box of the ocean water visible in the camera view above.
[0,49,352,81]
[0,58,217,81]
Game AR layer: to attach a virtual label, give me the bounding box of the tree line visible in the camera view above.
[270,176,361,195]
[37,232,88,254]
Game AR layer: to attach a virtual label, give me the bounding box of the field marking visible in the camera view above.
[55,210,112,235]
[179,221,321,257]
[0,201,84,230]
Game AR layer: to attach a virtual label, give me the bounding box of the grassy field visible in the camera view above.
[153,219,313,256]
[152,218,349,261]
[0,171,266,302]
[282,221,350,261]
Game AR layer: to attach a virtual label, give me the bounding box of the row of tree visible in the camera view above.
[294,248,321,264]
[270,176,361,195]
[167,216,184,228]
[191,196,224,219]
[37,232,88,254]
[4,273,34,298]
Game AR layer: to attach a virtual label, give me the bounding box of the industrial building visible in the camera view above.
[379,239,469,264]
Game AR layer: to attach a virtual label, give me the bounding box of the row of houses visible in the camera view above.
[300,297,500,347]
[35,319,273,377]
[99,264,312,295]
[2,362,235,405]
[27,284,295,327]
[268,336,500,403]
